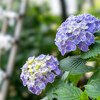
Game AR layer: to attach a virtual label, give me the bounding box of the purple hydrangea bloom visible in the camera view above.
[20,54,60,95]
[55,14,100,55]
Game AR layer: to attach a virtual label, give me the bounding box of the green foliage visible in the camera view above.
[88,71,100,83]
[95,40,100,44]
[97,96,100,100]
[69,74,82,86]
[80,91,89,100]
[41,96,48,100]
[61,71,70,81]
[81,43,100,59]
[85,71,100,99]
[85,79,100,98]
[54,85,82,100]
[45,78,65,100]
[60,55,96,75]
[46,78,85,100]
[94,31,100,37]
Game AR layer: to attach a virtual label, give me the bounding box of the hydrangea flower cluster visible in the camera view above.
[0,34,12,51]
[55,14,100,55]
[20,54,60,95]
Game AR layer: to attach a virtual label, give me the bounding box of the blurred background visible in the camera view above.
[0,0,100,100]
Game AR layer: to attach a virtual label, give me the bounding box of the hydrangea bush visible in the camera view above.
[21,14,100,100]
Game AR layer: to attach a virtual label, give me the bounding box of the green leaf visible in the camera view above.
[54,85,82,100]
[85,79,100,98]
[41,96,48,100]
[94,31,100,36]
[71,65,96,75]
[60,55,96,75]
[45,78,65,100]
[81,43,100,59]
[80,90,89,100]
[61,71,70,81]
[97,96,100,100]
[88,71,100,83]
[60,55,85,71]
[69,74,82,86]
[95,40,100,44]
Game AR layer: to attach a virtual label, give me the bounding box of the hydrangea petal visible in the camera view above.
[46,72,55,83]
[78,42,88,51]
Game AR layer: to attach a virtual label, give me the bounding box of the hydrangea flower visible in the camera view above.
[20,54,60,95]
[0,34,12,51]
[55,14,100,55]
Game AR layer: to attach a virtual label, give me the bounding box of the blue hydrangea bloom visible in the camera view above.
[55,14,100,55]
[20,54,60,95]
